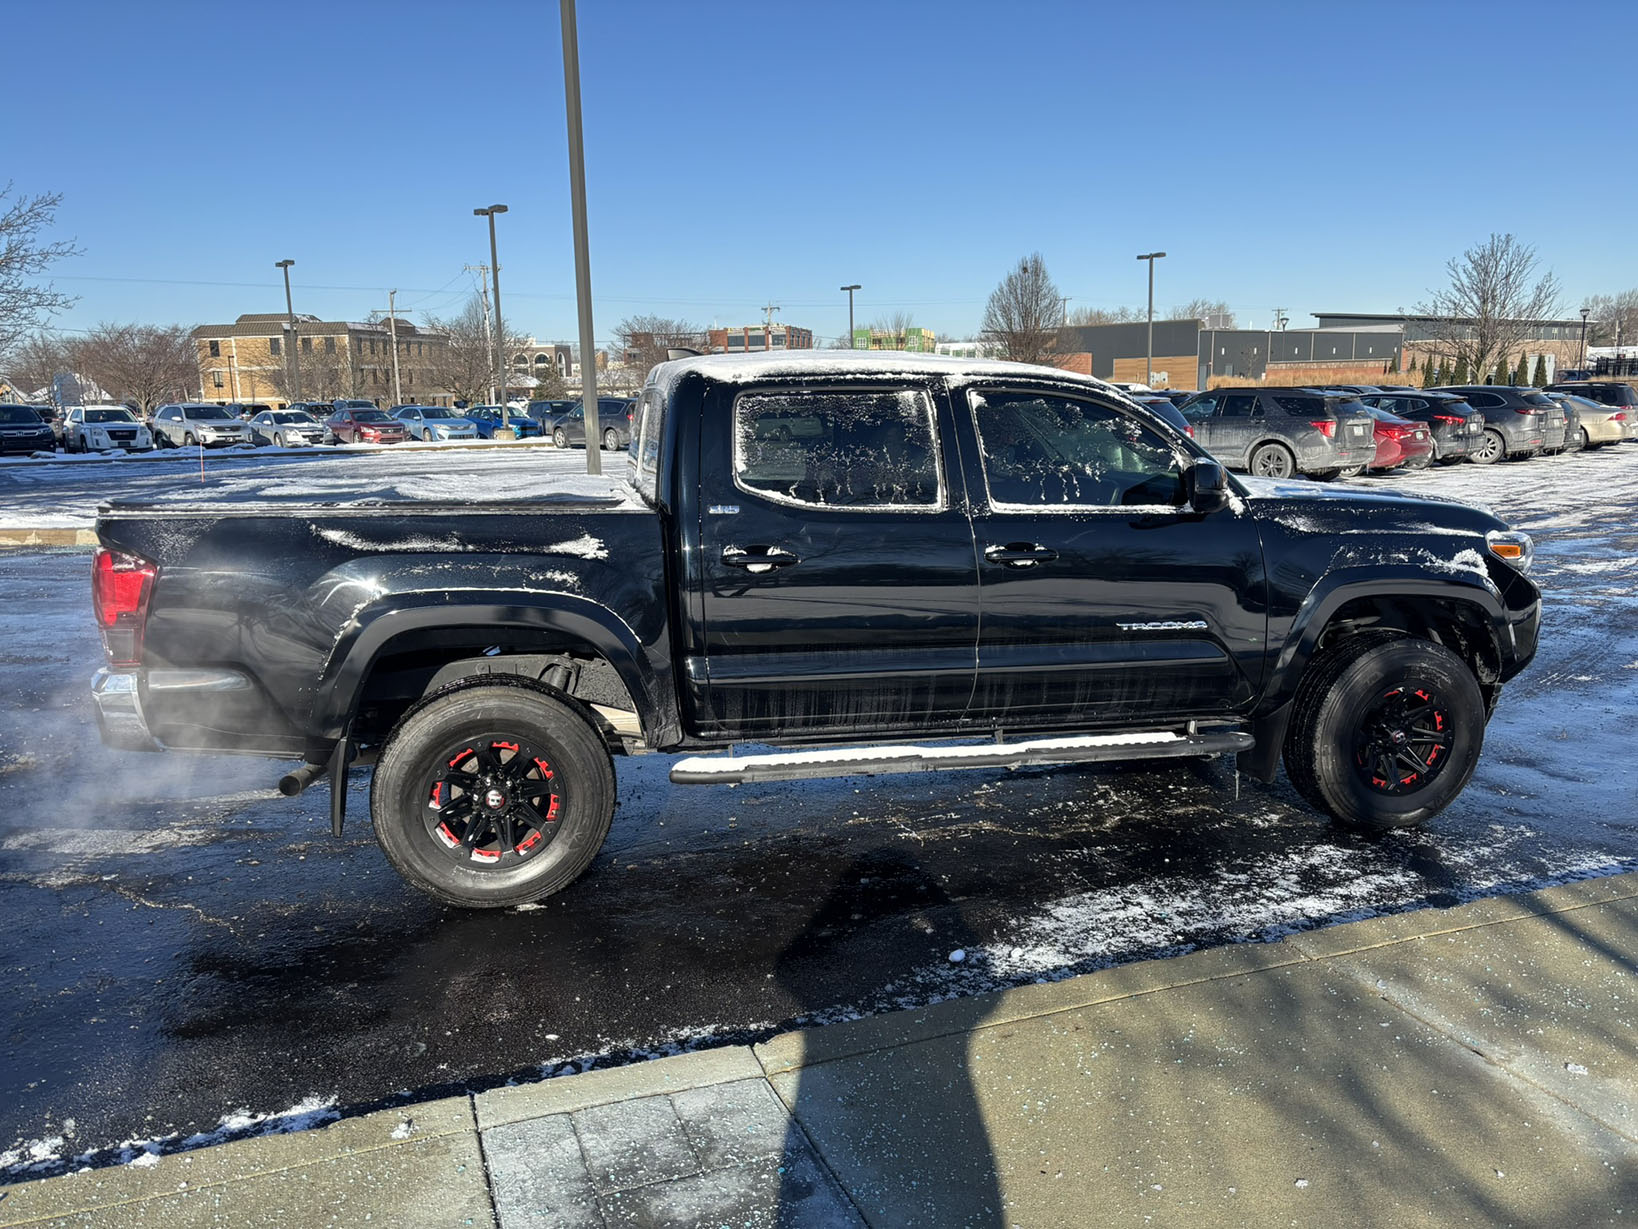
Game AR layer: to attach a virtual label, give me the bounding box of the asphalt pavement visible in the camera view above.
[2,445,1637,1188]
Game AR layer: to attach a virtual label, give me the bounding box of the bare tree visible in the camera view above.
[423,295,525,406]
[6,331,72,401]
[866,310,918,348]
[255,332,365,404]
[981,253,1063,365]
[1413,234,1561,385]
[72,323,196,412]
[1170,298,1236,327]
[0,184,81,360]
[1583,289,1638,348]
[1065,304,1143,326]
[612,314,707,383]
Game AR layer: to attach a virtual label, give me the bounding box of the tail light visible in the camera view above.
[92,547,157,667]
[1431,414,1464,425]
[1613,413,1627,422]
[1310,420,1335,438]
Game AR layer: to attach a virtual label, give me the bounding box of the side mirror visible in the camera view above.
[1188,459,1231,514]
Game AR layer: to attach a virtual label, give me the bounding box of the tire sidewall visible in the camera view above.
[1308,640,1483,829]
[1251,443,1295,478]
[371,684,615,907]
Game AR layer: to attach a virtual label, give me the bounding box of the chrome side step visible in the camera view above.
[669,729,1253,785]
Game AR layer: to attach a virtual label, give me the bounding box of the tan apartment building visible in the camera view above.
[192,313,452,407]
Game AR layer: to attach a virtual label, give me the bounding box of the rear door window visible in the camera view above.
[1218,394,1258,418]
[734,387,942,510]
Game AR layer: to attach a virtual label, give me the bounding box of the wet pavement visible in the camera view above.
[3,446,1637,1176]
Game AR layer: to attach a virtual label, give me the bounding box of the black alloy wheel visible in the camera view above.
[371,678,616,908]
[1352,685,1454,798]
[1250,442,1296,479]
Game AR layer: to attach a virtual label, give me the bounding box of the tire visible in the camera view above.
[1283,634,1484,835]
[370,678,616,908]
[183,433,196,447]
[1250,442,1296,478]
[1577,427,1591,451]
[1310,468,1342,482]
[1470,428,1505,465]
[554,428,569,449]
[603,428,619,451]
[1337,464,1365,478]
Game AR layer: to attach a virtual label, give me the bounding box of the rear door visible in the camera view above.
[693,379,980,737]
[1213,393,1261,466]
[961,383,1268,726]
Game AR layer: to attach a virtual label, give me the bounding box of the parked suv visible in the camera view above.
[1178,387,1376,479]
[1435,386,1559,463]
[0,403,56,455]
[63,405,154,453]
[551,397,638,451]
[151,403,252,448]
[1359,391,1485,464]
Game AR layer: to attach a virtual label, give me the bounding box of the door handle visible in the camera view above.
[721,546,800,574]
[984,543,1058,568]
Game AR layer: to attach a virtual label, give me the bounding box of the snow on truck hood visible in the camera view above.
[1236,474,1506,534]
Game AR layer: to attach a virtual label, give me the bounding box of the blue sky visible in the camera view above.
[10,0,1634,347]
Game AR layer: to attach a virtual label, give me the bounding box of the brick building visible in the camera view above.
[192,313,451,407]
[707,324,815,354]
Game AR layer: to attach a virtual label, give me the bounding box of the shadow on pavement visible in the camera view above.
[774,848,1003,1227]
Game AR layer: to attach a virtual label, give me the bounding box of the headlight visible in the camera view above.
[1486,530,1533,574]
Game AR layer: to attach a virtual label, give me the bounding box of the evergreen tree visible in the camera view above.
[1422,356,1438,388]
[1512,354,1528,385]
[1452,356,1470,384]
[1532,354,1548,387]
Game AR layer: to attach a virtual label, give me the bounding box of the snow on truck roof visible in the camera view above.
[658,349,1123,391]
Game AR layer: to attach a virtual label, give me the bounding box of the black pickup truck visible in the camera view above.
[90,352,1541,908]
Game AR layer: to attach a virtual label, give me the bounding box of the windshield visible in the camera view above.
[273,412,316,424]
[1521,392,1556,408]
[85,408,137,423]
[189,406,234,421]
[340,400,375,410]
[0,406,42,425]
[421,407,461,419]
[352,409,392,422]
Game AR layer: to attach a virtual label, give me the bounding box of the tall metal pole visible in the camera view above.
[561,0,601,474]
[386,289,402,406]
[476,206,509,427]
[1580,307,1590,369]
[841,284,860,348]
[276,259,300,402]
[1136,251,1166,386]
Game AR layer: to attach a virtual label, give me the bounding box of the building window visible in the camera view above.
[302,337,313,353]
[269,337,281,356]
[212,371,224,388]
[208,340,220,356]
[324,337,336,353]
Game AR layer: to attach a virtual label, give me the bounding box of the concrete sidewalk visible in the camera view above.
[4,872,1636,1227]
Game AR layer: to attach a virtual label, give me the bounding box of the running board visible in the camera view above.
[669,729,1253,785]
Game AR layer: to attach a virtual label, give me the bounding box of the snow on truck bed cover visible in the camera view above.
[98,448,642,514]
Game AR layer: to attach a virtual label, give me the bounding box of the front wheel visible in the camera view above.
[603,428,619,451]
[1283,635,1484,834]
[1470,428,1505,465]
[370,679,616,908]
[554,428,569,449]
[183,433,196,447]
[1250,442,1296,478]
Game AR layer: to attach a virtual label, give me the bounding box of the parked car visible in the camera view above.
[37,405,67,446]
[248,409,327,447]
[1177,387,1376,479]
[551,397,637,450]
[152,403,252,448]
[331,399,380,417]
[1545,381,1638,439]
[325,406,407,445]
[1358,391,1484,465]
[465,406,543,439]
[1434,387,1559,463]
[1327,384,1384,396]
[527,399,576,430]
[1543,393,1626,450]
[88,349,1542,908]
[63,405,154,453]
[1360,405,1433,472]
[1127,394,1194,437]
[392,405,480,442]
[223,402,272,421]
[0,403,57,455]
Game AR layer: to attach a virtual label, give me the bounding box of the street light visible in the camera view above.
[1135,252,1166,387]
[561,0,601,475]
[1580,306,1591,369]
[275,259,299,401]
[840,284,861,348]
[474,205,510,428]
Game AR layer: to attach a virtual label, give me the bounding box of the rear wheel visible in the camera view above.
[371,679,616,908]
[1577,427,1591,451]
[1284,635,1484,834]
[1470,428,1505,465]
[1310,468,1342,482]
[554,427,569,449]
[1250,442,1296,478]
[603,428,619,451]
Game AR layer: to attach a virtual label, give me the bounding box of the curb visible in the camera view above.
[0,528,97,548]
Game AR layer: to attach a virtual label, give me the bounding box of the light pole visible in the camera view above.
[1135,251,1166,386]
[475,205,509,428]
[275,259,300,401]
[561,0,601,475]
[1580,306,1591,369]
[840,284,861,348]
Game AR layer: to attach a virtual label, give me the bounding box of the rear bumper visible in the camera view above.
[92,667,304,755]
[91,669,162,752]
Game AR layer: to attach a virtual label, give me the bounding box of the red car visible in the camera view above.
[1364,405,1433,472]
[326,407,407,445]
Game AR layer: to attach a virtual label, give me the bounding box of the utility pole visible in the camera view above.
[1273,307,1289,331]
[561,0,601,475]
[1135,251,1167,386]
[384,289,402,407]
[465,265,494,403]
[475,205,509,427]
[840,284,860,348]
[275,259,300,401]
[1580,306,1591,369]
[761,302,780,349]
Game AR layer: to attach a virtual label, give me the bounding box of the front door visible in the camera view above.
[961,384,1269,728]
[694,380,980,737]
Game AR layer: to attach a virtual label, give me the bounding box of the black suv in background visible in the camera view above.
[1359,391,1485,464]
[1435,386,1560,463]
[1178,387,1376,478]
[1546,382,1638,439]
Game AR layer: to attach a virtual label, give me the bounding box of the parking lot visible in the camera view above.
[1,442,1635,1177]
